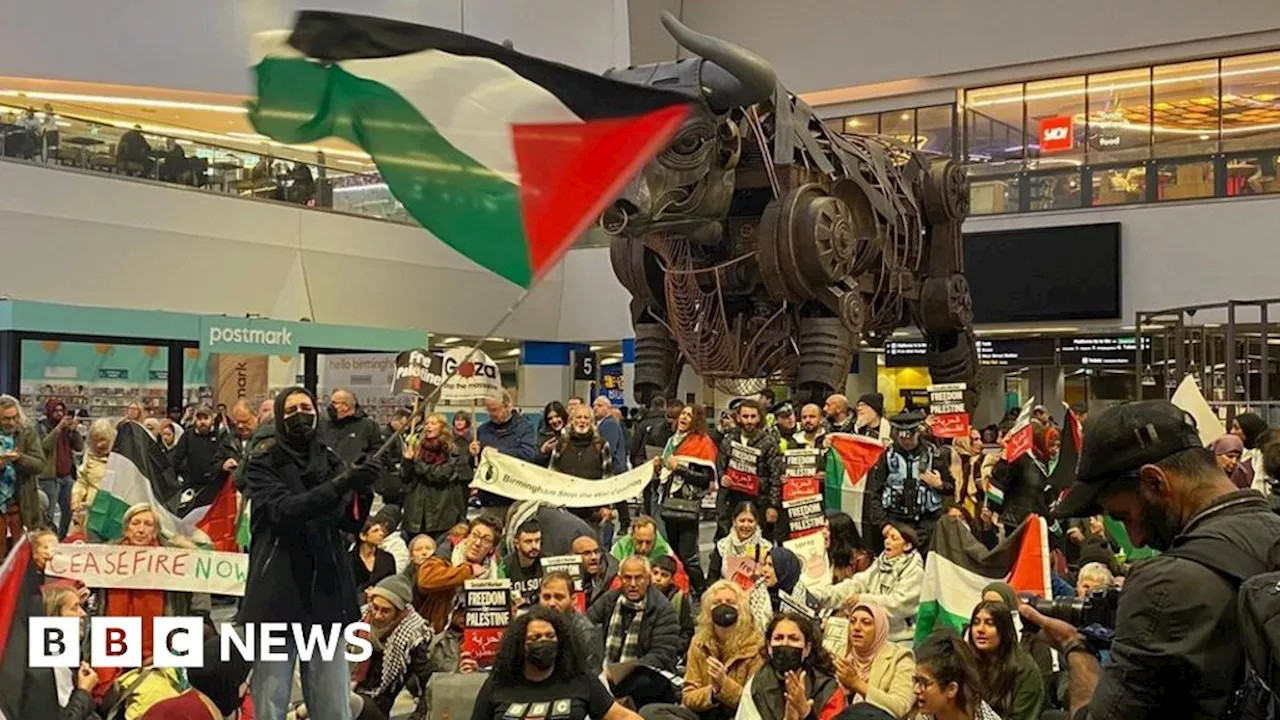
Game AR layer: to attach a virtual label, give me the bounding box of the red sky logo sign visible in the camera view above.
[1039,116,1075,153]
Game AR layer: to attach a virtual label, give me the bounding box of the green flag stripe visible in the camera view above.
[915,600,973,644]
[249,56,535,286]
[87,491,131,542]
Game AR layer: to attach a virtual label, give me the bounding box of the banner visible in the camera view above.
[540,555,586,613]
[928,383,970,439]
[722,441,762,496]
[212,354,268,412]
[473,450,653,507]
[463,579,512,668]
[441,348,503,402]
[393,348,445,398]
[45,544,248,596]
[784,531,830,590]
[784,494,825,537]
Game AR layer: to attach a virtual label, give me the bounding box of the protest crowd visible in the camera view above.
[0,377,1275,720]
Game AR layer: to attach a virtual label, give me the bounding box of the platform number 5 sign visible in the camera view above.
[573,351,599,382]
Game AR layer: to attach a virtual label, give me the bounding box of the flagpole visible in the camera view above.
[371,287,532,463]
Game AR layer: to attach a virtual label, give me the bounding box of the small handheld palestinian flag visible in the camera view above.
[250,11,691,288]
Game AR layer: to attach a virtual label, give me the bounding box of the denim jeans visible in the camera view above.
[56,475,73,538]
[251,634,353,720]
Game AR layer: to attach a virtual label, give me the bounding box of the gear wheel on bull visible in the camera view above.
[758,184,857,302]
[919,273,974,332]
[922,160,969,225]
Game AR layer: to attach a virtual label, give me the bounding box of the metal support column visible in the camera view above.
[0,332,19,398]
[1226,302,1238,419]
[166,343,185,416]
[303,348,319,397]
[1262,303,1270,402]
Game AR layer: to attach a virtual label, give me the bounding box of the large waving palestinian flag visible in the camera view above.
[823,433,887,537]
[0,535,59,718]
[914,514,1051,645]
[250,11,691,287]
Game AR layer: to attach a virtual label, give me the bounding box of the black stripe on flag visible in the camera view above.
[0,537,59,718]
[115,421,184,512]
[286,11,690,120]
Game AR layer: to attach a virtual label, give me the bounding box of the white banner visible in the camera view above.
[441,348,504,402]
[473,450,653,507]
[45,544,248,596]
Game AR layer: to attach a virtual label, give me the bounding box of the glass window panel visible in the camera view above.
[1221,52,1280,152]
[917,104,955,156]
[1153,60,1219,158]
[1027,169,1083,211]
[823,117,844,133]
[880,108,916,147]
[965,84,1024,170]
[1092,165,1148,206]
[844,114,878,134]
[1156,158,1215,201]
[1087,67,1152,163]
[1026,76,1085,169]
[966,165,1019,215]
[1225,154,1280,196]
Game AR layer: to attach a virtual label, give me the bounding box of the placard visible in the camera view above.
[539,555,586,613]
[721,441,762,496]
[822,616,849,658]
[463,579,512,668]
[45,544,248,596]
[785,531,830,589]
[784,494,825,537]
[441,348,503,402]
[928,383,970,439]
[393,348,445,398]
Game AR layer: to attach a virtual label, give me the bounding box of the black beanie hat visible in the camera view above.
[856,393,885,419]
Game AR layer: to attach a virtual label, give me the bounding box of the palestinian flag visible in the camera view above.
[823,433,887,537]
[914,514,1051,645]
[249,11,691,287]
[0,535,60,719]
[88,422,215,545]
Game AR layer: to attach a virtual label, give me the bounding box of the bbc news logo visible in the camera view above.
[30,618,372,667]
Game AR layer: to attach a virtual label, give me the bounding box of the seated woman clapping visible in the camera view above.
[736,612,847,720]
[470,606,643,720]
[832,602,915,718]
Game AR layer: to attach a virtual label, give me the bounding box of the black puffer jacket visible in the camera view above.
[989,455,1051,530]
[320,406,382,466]
[586,584,683,672]
[550,431,611,480]
[239,388,375,626]
[400,437,471,536]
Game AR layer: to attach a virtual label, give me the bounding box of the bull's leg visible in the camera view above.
[633,320,682,405]
[795,313,858,406]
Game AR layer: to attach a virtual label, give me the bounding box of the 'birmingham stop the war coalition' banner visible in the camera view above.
[45,544,249,596]
[474,449,653,507]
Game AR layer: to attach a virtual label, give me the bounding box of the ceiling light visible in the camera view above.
[486,337,506,342]
[504,348,521,357]
[440,337,461,344]
[1199,134,1210,141]
[600,357,623,365]
[589,345,604,351]
[900,112,911,121]
[0,90,248,114]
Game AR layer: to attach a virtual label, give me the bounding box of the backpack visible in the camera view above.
[1166,525,1280,720]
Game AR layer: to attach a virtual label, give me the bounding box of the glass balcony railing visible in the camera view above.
[0,102,612,248]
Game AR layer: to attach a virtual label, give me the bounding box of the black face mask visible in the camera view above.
[526,639,558,670]
[711,604,739,628]
[770,645,804,674]
[281,411,317,441]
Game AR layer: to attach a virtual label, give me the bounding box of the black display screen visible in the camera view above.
[963,223,1121,323]
[1059,336,1150,366]
[977,338,1058,366]
[884,340,928,368]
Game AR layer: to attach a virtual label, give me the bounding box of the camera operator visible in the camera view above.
[1018,400,1280,720]
[240,386,382,720]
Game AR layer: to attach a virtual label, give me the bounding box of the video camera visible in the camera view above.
[1020,586,1121,649]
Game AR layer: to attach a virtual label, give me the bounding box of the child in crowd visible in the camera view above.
[651,555,694,661]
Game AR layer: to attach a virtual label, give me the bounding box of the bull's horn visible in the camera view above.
[659,11,777,108]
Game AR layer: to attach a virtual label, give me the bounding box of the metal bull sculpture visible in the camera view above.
[599,12,978,405]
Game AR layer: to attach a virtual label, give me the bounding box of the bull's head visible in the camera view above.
[601,12,777,242]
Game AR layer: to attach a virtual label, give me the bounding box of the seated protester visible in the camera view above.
[966,601,1044,720]
[573,534,620,614]
[499,518,545,607]
[469,606,643,720]
[826,512,873,585]
[913,633,1001,720]
[812,525,924,646]
[736,612,847,720]
[347,574,432,720]
[352,517,397,597]
[651,555,694,660]
[401,412,472,541]
[612,516,690,592]
[711,502,772,583]
[587,555,683,675]
[747,546,802,628]
[832,602,916,719]
[677,581,765,720]
[1074,562,1114,598]
[182,630,253,720]
[372,504,410,574]
[503,500,598,558]
[539,570,605,676]
[42,586,100,720]
[980,583,1055,705]
[417,514,503,632]
[402,533,436,584]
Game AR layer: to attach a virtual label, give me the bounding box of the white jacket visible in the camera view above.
[380,533,410,574]
[809,551,924,644]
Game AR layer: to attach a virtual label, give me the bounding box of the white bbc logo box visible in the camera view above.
[30,616,205,668]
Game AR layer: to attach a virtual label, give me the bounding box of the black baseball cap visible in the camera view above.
[1054,400,1202,519]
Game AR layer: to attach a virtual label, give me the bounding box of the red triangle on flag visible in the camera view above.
[196,475,241,552]
[1006,514,1051,598]
[510,104,688,284]
[828,433,887,483]
[0,535,31,662]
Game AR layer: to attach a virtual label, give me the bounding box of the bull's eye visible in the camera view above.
[671,130,709,154]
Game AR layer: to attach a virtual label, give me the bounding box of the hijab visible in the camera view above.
[273,386,317,466]
[1236,413,1268,450]
[982,581,1018,612]
[848,602,890,682]
[768,545,801,606]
